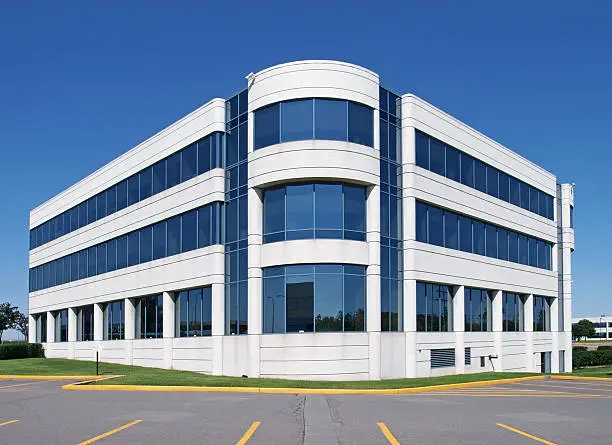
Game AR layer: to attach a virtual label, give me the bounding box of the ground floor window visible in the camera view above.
[176,287,212,337]
[77,305,94,341]
[416,282,453,332]
[104,300,124,340]
[35,312,47,343]
[263,264,366,334]
[55,309,68,342]
[138,295,163,338]
[533,295,551,332]
[464,287,491,332]
[502,292,524,331]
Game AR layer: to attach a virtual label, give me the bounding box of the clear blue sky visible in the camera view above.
[0,1,609,333]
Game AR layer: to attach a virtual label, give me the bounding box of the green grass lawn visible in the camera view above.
[572,366,612,378]
[0,358,539,389]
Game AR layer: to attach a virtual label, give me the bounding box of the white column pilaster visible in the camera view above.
[550,297,560,373]
[46,311,56,343]
[366,184,381,380]
[524,294,534,372]
[247,187,263,378]
[211,282,225,376]
[93,303,104,341]
[491,290,503,372]
[454,286,466,373]
[68,308,78,342]
[162,292,175,369]
[404,279,417,378]
[28,314,36,343]
[124,298,136,340]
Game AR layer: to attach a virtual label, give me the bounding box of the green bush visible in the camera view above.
[573,346,588,352]
[597,345,612,351]
[0,343,45,360]
[573,349,612,368]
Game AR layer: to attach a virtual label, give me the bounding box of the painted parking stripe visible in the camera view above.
[0,379,59,390]
[235,421,261,445]
[377,422,401,445]
[77,420,142,445]
[511,382,612,392]
[496,423,557,445]
[0,420,19,428]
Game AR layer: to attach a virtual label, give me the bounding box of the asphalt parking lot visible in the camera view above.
[0,378,610,444]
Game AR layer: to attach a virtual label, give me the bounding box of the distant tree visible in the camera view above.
[573,319,596,341]
[0,303,19,344]
[14,312,28,340]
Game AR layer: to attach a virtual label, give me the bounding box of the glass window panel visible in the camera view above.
[167,215,181,256]
[380,192,390,238]
[87,197,96,224]
[178,291,188,336]
[87,246,96,277]
[166,151,181,188]
[446,146,460,181]
[139,167,153,201]
[116,235,127,269]
[429,138,445,176]
[529,186,539,213]
[344,274,365,331]
[314,99,346,141]
[538,190,547,217]
[97,242,106,275]
[127,231,139,266]
[460,153,474,187]
[343,185,365,232]
[77,202,87,228]
[444,211,458,249]
[182,143,197,182]
[181,210,197,252]
[537,240,546,269]
[153,221,166,260]
[239,195,248,240]
[428,206,444,247]
[485,224,497,258]
[97,193,106,220]
[518,235,529,265]
[380,120,389,160]
[459,215,472,253]
[106,238,117,272]
[509,177,520,206]
[152,160,166,194]
[473,221,485,255]
[140,226,152,263]
[528,237,537,267]
[415,130,429,169]
[197,137,211,174]
[198,206,211,248]
[520,181,529,210]
[497,228,509,261]
[508,231,519,263]
[226,127,238,167]
[486,166,498,198]
[286,274,314,333]
[314,273,343,332]
[474,160,487,192]
[106,186,117,215]
[281,99,313,142]
[116,179,128,211]
[348,101,373,147]
[254,103,280,149]
[70,207,79,231]
[127,174,139,206]
[315,184,342,230]
[498,172,510,202]
[416,201,428,243]
[286,184,313,231]
[389,124,399,162]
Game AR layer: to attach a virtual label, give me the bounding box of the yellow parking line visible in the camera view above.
[0,420,19,427]
[496,423,557,445]
[235,421,261,445]
[77,420,142,445]
[377,422,401,445]
[421,392,600,398]
[512,382,612,392]
[0,379,58,390]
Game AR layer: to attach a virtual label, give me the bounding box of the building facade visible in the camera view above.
[572,316,611,340]
[28,60,575,380]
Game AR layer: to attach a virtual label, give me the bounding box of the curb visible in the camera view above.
[62,375,546,395]
[0,375,104,380]
[551,375,612,382]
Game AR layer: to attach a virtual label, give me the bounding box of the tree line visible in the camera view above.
[0,303,28,343]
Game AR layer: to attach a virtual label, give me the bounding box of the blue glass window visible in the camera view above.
[198,206,211,248]
[538,190,547,218]
[497,228,509,261]
[127,174,139,206]
[127,231,139,267]
[87,197,96,224]
[117,235,128,269]
[529,186,539,214]
[254,103,280,149]
[166,152,181,189]
[474,160,487,193]
[486,166,498,198]
[315,184,342,238]
[508,231,518,263]
[181,210,197,252]
[87,246,96,277]
[348,101,373,146]
[446,146,460,182]
[570,205,574,228]
[107,238,117,272]
[281,99,313,142]
[473,221,485,255]
[78,250,88,280]
[182,143,197,182]
[509,177,520,206]
[416,282,452,332]
[106,186,117,215]
[520,181,529,210]
[116,179,128,211]
[286,184,314,240]
[460,153,474,187]
[416,201,428,243]
[314,99,346,141]
[197,137,211,174]
[428,206,444,247]
[152,160,166,194]
[518,235,528,265]
[139,167,152,201]
[444,211,458,249]
[97,243,106,275]
[459,215,472,253]
[97,193,106,220]
[416,130,429,169]
[528,237,537,267]
[167,215,181,256]
[485,224,497,258]
[344,185,366,237]
[139,226,152,263]
[429,138,445,176]
[153,221,166,260]
[498,172,510,202]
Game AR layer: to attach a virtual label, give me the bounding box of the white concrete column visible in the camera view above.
[124,298,136,340]
[211,282,225,376]
[93,303,104,341]
[454,286,466,373]
[163,292,175,338]
[524,294,534,372]
[491,290,503,372]
[404,279,417,378]
[28,314,36,343]
[366,184,381,333]
[550,297,560,373]
[247,188,263,336]
[68,308,78,342]
[46,311,56,343]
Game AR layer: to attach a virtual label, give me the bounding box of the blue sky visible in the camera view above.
[0,1,610,336]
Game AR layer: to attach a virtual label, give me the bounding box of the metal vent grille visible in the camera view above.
[465,347,471,365]
[431,348,455,368]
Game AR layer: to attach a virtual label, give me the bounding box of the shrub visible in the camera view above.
[573,346,588,352]
[597,345,612,351]
[0,343,45,360]
[573,349,612,368]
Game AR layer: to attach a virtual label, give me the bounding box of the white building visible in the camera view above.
[572,316,611,340]
[28,60,575,379]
